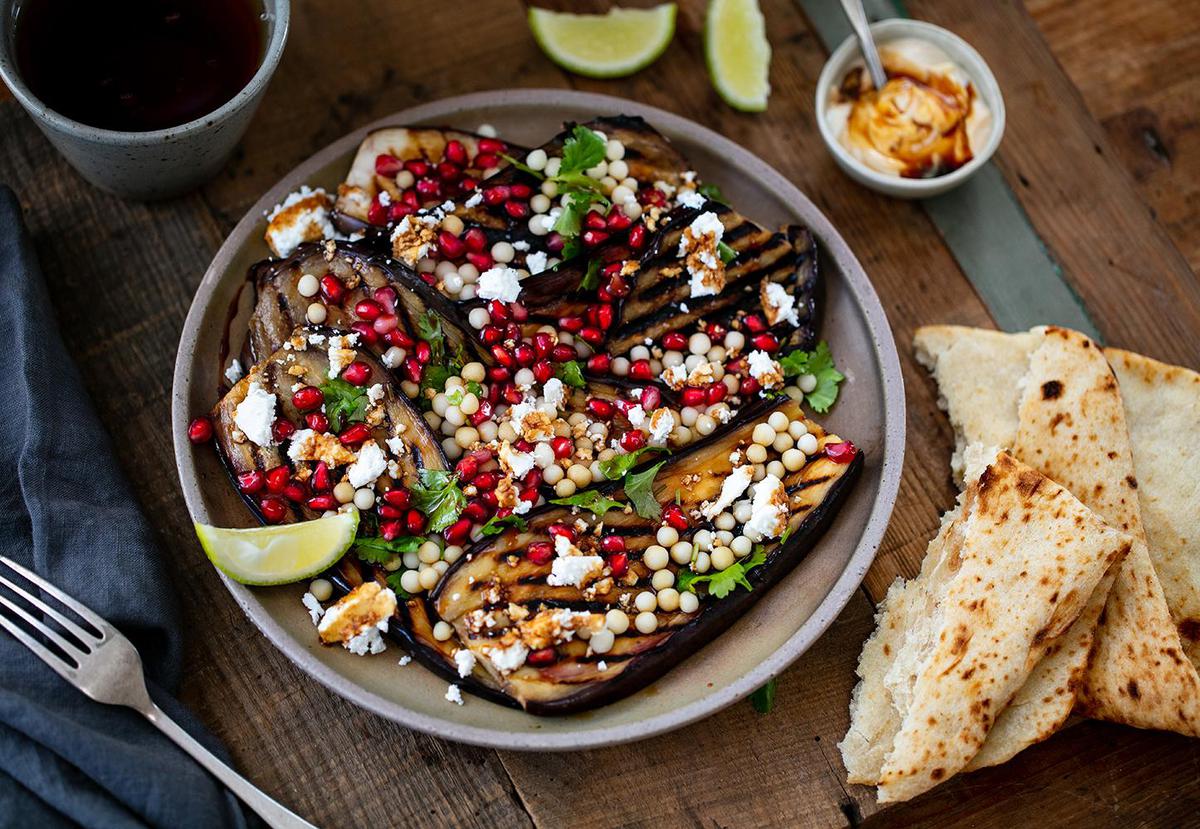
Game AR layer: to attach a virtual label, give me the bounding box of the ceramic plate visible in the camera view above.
[172,89,904,750]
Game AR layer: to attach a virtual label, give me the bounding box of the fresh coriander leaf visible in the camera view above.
[410,469,466,533]
[319,377,368,432]
[676,548,768,598]
[385,571,413,600]
[353,534,423,564]
[416,310,446,363]
[717,241,737,264]
[598,446,669,480]
[550,489,625,517]
[750,678,777,714]
[580,258,601,290]
[561,236,582,261]
[698,183,725,203]
[480,514,528,536]
[445,387,464,406]
[624,460,665,520]
[556,360,587,389]
[466,380,484,398]
[559,125,606,175]
[778,341,845,413]
[779,523,794,546]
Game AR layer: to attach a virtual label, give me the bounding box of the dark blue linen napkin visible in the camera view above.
[0,185,253,828]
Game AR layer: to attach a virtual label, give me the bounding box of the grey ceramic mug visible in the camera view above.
[0,0,289,200]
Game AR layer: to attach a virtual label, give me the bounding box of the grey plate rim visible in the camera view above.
[171,88,905,751]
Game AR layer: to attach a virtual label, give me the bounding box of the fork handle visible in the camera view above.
[142,703,318,829]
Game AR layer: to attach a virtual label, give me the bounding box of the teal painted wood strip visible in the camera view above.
[796,0,1102,341]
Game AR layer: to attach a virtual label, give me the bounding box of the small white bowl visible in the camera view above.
[815,19,1005,199]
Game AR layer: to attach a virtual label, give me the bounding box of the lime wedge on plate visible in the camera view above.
[706,0,772,111]
[195,510,358,585]
[528,4,677,79]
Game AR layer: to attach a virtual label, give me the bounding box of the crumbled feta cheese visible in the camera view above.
[477,266,522,303]
[366,383,385,404]
[762,281,800,327]
[445,684,464,705]
[224,359,244,384]
[648,408,675,445]
[464,192,483,208]
[346,624,387,656]
[347,441,388,488]
[512,240,530,252]
[398,655,412,666]
[385,436,406,457]
[702,464,754,518]
[548,553,604,588]
[265,186,335,258]
[382,348,403,368]
[680,302,689,313]
[525,250,549,275]
[507,397,555,442]
[499,442,535,479]
[661,363,688,390]
[626,404,646,428]
[678,189,705,209]
[542,377,565,409]
[597,660,608,671]
[747,350,784,389]
[454,649,477,678]
[745,474,789,539]
[487,640,529,674]
[233,382,277,447]
[302,592,324,625]
[513,498,533,515]
[307,332,326,346]
[679,211,726,299]
[289,428,357,466]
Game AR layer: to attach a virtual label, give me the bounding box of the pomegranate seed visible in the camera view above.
[438,230,466,259]
[320,274,346,303]
[338,423,372,446]
[463,501,488,523]
[480,489,499,509]
[350,321,380,347]
[681,387,707,407]
[532,360,554,383]
[469,400,493,425]
[385,327,412,348]
[383,488,411,508]
[466,251,493,271]
[547,523,576,541]
[607,273,631,298]
[608,552,628,577]
[292,386,324,412]
[545,232,565,253]
[628,224,647,249]
[491,345,515,368]
[387,202,414,222]
[558,315,584,333]
[584,210,607,230]
[481,324,503,346]
[401,189,419,208]
[237,470,264,494]
[582,229,609,247]
[461,176,479,191]
[415,340,432,364]
[532,332,554,358]
[377,504,404,520]
[473,471,498,491]
[341,361,371,386]
[444,518,472,545]
[354,299,382,321]
[282,482,307,503]
[600,535,626,554]
[503,383,523,404]
[579,327,604,346]
[373,314,399,334]
[550,436,573,459]
[706,322,728,341]
[663,504,689,531]
[526,647,557,667]
[504,200,529,219]
[639,187,667,207]
[629,360,653,381]
[403,357,423,384]
[743,314,767,333]
[587,353,612,374]
[478,137,506,155]
[509,183,533,199]
[312,461,331,491]
[606,211,633,231]
[416,178,441,199]
[404,159,429,177]
[303,412,328,433]
[437,161,460,182]
[455,456,479,480]
[596,304,614,330]
[306,494,337,511]
[375,153,403,177]
[265,466,289,494]
[463,227,488,252]
[620,429,647,451]
[272,418,296,442]
[445,140,467,165]
[640,386,662,410]
[752,333,780,352]
[551,344,577,363]
[825,441,858,464]
[488,366,511,382]
[706,383,727,404]
[513,343,535,366]
[474,152,499,169]
[482,185,510,206]
[367,199,387,226]
[406,510,427,535]
[740,376,760,396]
[662,332,687,351]
[187,416,213,444]
[526,541,554,565]
[379,520,403,541]
[260,497,287,523]
[487,300,510,322]
[522,466,543,489]
[587,398,614,418]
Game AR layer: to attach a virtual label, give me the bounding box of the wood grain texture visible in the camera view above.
[0,0,1196,826]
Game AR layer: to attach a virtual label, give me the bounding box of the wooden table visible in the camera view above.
[2,1,1198,826]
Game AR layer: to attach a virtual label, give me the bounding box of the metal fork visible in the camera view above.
[0,556,317,829]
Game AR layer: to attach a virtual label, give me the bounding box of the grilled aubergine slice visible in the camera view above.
[332,126,514,236]
[211,324,447,524]
[506,197,820,360]
[428,398,862,714]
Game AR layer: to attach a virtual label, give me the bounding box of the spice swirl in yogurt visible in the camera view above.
[825,38,992,178]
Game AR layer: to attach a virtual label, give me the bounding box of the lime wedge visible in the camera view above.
[705,0,772,111]
[528,4,677,79]
[195,510,359,586]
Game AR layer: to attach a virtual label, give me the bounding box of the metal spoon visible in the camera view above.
[839,0,888,90]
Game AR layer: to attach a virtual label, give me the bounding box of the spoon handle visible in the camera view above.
[839,0,889,90]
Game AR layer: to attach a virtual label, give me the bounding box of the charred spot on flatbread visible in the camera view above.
[1041,380,1063,400]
